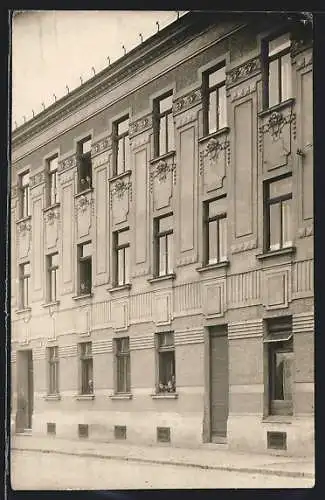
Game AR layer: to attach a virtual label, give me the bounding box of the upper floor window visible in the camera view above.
[153,93,175,158]
[47,156,59,206]
[113,116,130,176]
[19,171,30,219]
[154,214,173,277]
[264,33,292,109]
[203,65,227,136]
[78,241,92,295]
[47,252,58,303]
[204,197,227,265]
[77,137,92,192]
[113,228,130,286]
[19,262,30,309]
[264,175,292,252]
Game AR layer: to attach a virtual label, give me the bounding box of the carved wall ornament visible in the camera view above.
[297,225,313,238]
[173,88,202,114]
[91,136,111,156]
[45,208,60,225]
[11,185,18,198]
[199,136,230,175]
[30,171,45,187]
[18,220,31,234]
[76,194,91,214]
[58,154,77,173]
[260,111,296,142]
[230,82,256,102]
[110,179,132,200]
[226,57,261,87]
[129,115,152,136]
[231,239,257,254]
[151,159,176,183]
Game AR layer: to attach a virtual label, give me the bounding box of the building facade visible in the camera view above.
[11,12,314,456]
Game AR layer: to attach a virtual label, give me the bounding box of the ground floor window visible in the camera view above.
[79,342,93,394]
[156,332,176,393]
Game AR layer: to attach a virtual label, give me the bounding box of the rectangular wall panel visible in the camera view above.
[95,166,108,276]
[234,99,253,238]
[135,148,147,264]
[62,184,73,289]
[301,70,313,221]
[32,198,43,293]
[179,126,195,253]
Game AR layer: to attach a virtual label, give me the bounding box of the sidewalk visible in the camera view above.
[11,434,315,479]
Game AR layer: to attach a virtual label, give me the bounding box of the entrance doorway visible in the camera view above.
[16,350,33,432]
[209,326,229,442]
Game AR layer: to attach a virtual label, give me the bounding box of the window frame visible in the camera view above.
[262,32,292,110]
[154,214,174,277]
[19,171,30,219]
[204,198,227,265]
[264,175,292,252]
[114,337,131,394]
[112,115,130,176]
[47,346,59,395]
[47,253,58,303]
[77,242,92,295]
[47,155,59,207]
[153,92,174,158]
[77,137,92,193]
[202,63,227,136]
[19,262,30,309]
[113,228,130,286]
[79,342,93,395]
[156,332,176,394]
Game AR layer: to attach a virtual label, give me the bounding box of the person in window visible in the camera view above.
[88,378,94,394]
[167,375,176,393]
[16,388,27,431]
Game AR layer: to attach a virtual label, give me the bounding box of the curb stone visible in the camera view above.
[12,447,315,480]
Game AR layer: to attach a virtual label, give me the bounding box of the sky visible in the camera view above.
[11,10,187,127]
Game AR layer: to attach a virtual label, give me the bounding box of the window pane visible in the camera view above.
[21,172,29,186]
[269,203,281,251]
[208,66,225,88]
[51,253,59,267]
[117,118,129,135]
[269,33,291,57]
[23,277,29,307]
[124,135,130,171]
[208,219,219,264]
[49,172,57,205]
[274,351,293,400]
[208,197,226,218]
[269,176,292,198]
[159,115,167,155]
[167,233,173,274]
[159,94,173,113]
[159,332,174,347]
[117,355,130,393]
[218,85,227,129]
[208,90,217,134]
[281,52,292,101]
[80,260,91,293]
[282,199,292,247]
[269,59,279,107]
[118,249,125,285]
[49,157,58,172]
[23,263,30,276]
[159,236,167,276]
[50,269,57,302]
[158,215,172,233]
[118,229,129,246]
[82,139,91,154]
[117,138,124,175]
[167,113,175,152]
[159,351,175,390]
[124,246,130,284]
[219,217,227,261]
[81,242,92,258]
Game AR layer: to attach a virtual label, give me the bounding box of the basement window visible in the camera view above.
[78,424,89,438]
[157,426,171,443]
[267,431,287,450]
[114,425,127,440]
[47,422,56,435]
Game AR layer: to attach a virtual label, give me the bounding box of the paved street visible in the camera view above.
[11,450,314,490]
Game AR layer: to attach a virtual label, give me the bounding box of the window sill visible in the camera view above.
[42,301,60,309]
[196,261,229,273]
[262,416,293,424]
[16,215,32,225]
[148,273,176,284]
[151,393,178,399]
[74,187,93,197]
[109,170,132,182]
[150,150,176,165]
[44,394,61,401]
[15,307,32,315]
[258,98,295,118]
[43,203,60,213]
[107,283,132,294]
[199,126,230,143]
[256,246,296,260]
[109,393,133,400]
[72,293,93,301]
[75,394,95,401]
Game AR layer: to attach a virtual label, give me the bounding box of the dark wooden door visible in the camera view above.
[16,350,33,431]
[210,329,229,439]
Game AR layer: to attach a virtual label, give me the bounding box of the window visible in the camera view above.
[263,33,292,109]
[203,65,227,136]
[47,253,58,303]
[19,171,30,219]
[77,137,92,192]
[78,242,92,295]
[47,346,59,395]
[19,262,30,309]
[154,214,173,277]
[265,317,293,416]
[204,197,227,265]
[47,156,59,206]
[157,332,176,393]
[115,337,130,394]
[113,229,130,286]
[79,342,93,394]
[154,93,175,157]
[265,175,292,252]
[113,116,130,176]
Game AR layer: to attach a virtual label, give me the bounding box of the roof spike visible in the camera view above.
[139,33,143,43]
[53,93,57,102]
[23,115,26,123]
[91,66,96,76]
[156,21,160,32]
[80,76,83,85]
[32,109,35,117]
[122,44,126,55]
[66,85,69,94]
[41,102,45,110]
[107,56,111,65]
